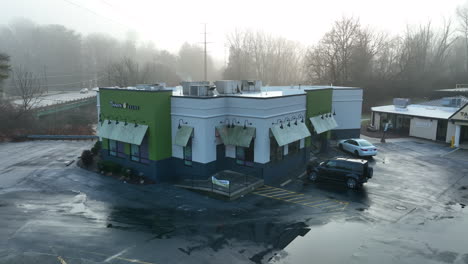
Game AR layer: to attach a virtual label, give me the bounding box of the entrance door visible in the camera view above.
[436,120,448,141]
[461,125,468,144]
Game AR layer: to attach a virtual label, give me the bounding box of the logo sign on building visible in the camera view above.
[110,101,140,110]
[451,104,468,121]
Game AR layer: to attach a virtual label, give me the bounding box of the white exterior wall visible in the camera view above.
[409,117,438,141]
[446,122,456,143]
[332,89,363,130]
[171,95,306,164]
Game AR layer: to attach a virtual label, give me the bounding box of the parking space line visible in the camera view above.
[253,185,348,212]
[268,192,295,197]
[276,193,304,199]
[255,190,289,196]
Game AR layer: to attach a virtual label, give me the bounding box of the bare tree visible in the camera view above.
[457,6,468,72]
[11,66,45,112]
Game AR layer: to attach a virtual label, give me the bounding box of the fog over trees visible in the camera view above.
[2,5,468,107]
[0,18,220,95]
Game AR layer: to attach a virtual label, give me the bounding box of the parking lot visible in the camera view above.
[0,138,468,264]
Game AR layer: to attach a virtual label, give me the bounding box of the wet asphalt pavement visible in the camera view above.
[0,139,468,264]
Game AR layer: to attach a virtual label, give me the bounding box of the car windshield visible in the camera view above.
[358,141,373,147]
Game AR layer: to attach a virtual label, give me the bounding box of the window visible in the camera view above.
[183,138,193,166]
[326,160,338,168]
[288,140,300,155]
[109,139,117,156]
[236,140,254,166]
[270,137,283,162]
[131,137,150,164]
[109,140,125,158]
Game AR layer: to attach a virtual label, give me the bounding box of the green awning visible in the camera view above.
[231,126,256,148]
[309,114,338,134]
[216,125,255,147]
[174,125,193,147]
[270,123,311,147]
[216,125,231,145]
[98,120,148,145]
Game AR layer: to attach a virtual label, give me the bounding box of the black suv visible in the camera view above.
[307,158,373,189]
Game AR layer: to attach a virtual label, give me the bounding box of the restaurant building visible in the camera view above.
[371,96,468,147]
[97,81,361,184]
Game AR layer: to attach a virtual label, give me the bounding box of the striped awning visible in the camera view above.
[216,125,256,147]
[309,114,338,134]
[174,125,193,147]
[270,122,311,147]
[98,120,148,145]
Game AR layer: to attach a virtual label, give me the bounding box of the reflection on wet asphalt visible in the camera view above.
[1,140,468,263]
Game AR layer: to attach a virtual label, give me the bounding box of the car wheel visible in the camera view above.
[346,178,357,189]
[339,144,343,150]
[309,171,318,182]
[354,150,360,157]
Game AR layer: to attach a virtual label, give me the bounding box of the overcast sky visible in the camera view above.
[2,0,467,65]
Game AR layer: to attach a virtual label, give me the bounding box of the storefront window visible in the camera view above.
[288,140,300,155]
[109,140,125,158]
[131,137,149,164]
[109,139,117,156]
[117,141,125,158]
[183,138,192,166]
[236,140,254,166]
[270,137,283,162]
[131,144,140,162]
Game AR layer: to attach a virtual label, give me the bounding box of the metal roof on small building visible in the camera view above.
[371,104,459,120]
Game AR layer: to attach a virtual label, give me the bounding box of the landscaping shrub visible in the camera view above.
[97,160,121,174]
[81,150,93,167]
[91,141,102,155]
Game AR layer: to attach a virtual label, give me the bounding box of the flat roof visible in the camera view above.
[371,104,459,119]
[100,84,361,99]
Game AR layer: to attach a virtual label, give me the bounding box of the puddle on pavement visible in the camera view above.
[269,221,370,264]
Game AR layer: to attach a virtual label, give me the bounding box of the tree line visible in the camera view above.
[223,7,468,108]
[0,18,220,98]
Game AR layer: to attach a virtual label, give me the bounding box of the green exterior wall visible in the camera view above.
[305,88,333,146]
[99,89,172,161]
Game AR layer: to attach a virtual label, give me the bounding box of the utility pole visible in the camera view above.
[203,23,207,82]
[43,65,48,94]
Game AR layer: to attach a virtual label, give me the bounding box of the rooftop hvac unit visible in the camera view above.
[393,98,410,109]
[442,97,462,107]
[215,80,242,94]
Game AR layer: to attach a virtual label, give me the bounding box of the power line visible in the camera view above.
[60,0,129,32]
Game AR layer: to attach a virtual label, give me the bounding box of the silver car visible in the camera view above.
[338,138,377,157]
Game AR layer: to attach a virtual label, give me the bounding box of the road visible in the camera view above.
[0,139,467,263]
[11,91,96,108]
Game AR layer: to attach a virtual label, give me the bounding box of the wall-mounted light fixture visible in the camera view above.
[134,120,138,127]
[321,114,324,119]
[108,119,112,124]
[231,118,239,128]
[298,114,305,123]
[272,119,283,129]
[333,109,336,116]
[243,120,252,129]
[178,119,188,129]
[285,117,291,127]
[292,116,298,126]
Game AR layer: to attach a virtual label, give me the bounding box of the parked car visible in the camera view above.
[338,138,377,157]
[307,158,373,189]
[80,88,89,94]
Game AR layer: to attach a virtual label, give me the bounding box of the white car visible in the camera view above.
[338,138,377,157]
[80,88,89,94]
